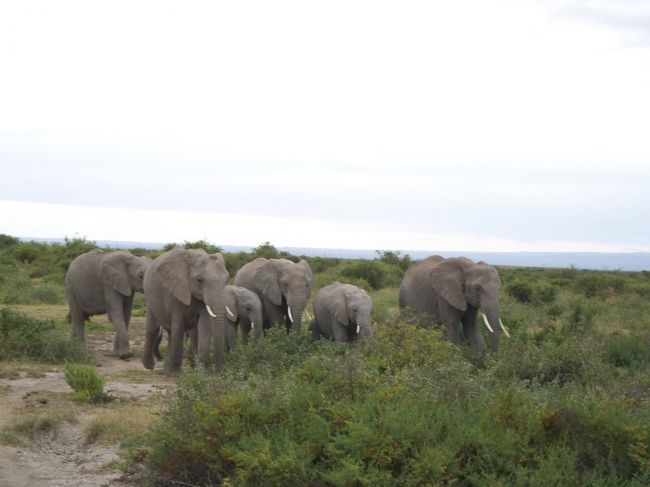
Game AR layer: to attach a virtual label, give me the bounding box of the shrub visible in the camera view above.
[507,280,534,303]
[575,272,627,298]
[605,333,650,369]
[0,308,95,363]
[64,363,107,403]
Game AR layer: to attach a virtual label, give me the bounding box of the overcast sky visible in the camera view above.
[1,0,649,252]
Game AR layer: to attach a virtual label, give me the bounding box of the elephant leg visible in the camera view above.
[331,318,348,343]
[68,297,86,344]
[165,313,186,375]
[187,328,198,368]
[309,320,320,341]
[114,295,133,355]
[105,292,132,359]
[141,307,159,370]
[264,300,285,328]
[462,308,486,356]
[225,321,237,351]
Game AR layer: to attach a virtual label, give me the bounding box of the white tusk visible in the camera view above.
[287,306,294,323]
[305,309,313,321]
[499,318,511,338]
[356,325,360,334]
[225,306,235,318]
[481,313,494,333]
[206,304,217,318]
[251,321,255,329]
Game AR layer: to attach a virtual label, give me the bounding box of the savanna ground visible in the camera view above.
[2,235,650,486]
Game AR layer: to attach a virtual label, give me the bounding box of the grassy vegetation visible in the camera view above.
[3,235,650,484]
[64,363,108,403]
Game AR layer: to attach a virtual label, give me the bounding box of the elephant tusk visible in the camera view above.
[356,324,360,334]
[305,309,313,321]
[499,318,511,338]
[287,306,294,323]
[206,304,218,318]
[481,313,494,333]
[251,321,255,329]
[225,306,235,318]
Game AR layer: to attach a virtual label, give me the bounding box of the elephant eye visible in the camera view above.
[197,277,203,284]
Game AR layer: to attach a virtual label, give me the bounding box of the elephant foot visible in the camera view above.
[141,356,155,370]
[118,351,133,360]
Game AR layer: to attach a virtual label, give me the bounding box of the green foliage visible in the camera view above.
[0,307,95,363]
[64,362,107,403]
[605,333,650,370]
[507,280,534,303]
[575,271,627,298]
[253,241,280,259]
[0,234,19,249]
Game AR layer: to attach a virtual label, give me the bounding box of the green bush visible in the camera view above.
[605,333,650,369]
[0,307,95,363]
[575,272,627,298]
[64,362,107,403]
[507,280,534,303]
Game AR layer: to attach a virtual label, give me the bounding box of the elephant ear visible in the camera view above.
[430,260,467,311]
[99,253,132,296]
[298,259,312,281]
[254,260,282,306]
[325,286,349,326]
[225,287,239,323]
[155,249,191,306]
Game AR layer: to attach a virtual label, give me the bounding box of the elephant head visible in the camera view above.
[430,257,507,351]
[255,258,312,332]
[325,283,374,341]
[99,251,151,295]
[224,285,263,344]
[154,248,229,367]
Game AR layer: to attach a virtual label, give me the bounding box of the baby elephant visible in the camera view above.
[310,282,374,342]
[224,285,263,350]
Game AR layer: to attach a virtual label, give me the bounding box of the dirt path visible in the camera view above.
[0,314,172,487]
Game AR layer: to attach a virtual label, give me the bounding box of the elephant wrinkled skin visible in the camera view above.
[141,248,228,375]
[399,256,507,355]
[234,258,312,333]
[310,282,374,343]
[65,249,151,359]
[224,285,263,350]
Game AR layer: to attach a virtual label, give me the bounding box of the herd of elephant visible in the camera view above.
[64,247,508,375]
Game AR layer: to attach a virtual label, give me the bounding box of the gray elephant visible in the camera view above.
[65,249,151,359]
[399,256,509,355]
[310,282,374,342]
[152,285,263,359]
[224,285,263,350]
[141,248,228,375]
[234,258,312,333]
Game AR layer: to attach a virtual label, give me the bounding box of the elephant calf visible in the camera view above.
[310,282,374,343]
[224,285,263,350]
[65,249,151,359]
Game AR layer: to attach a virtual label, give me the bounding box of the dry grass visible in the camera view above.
[84,399,161,445]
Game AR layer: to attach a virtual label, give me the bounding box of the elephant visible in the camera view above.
[234,257,312,333]
[309,282,374,343]
[399,256,509,355]
[65,249,151,359]
[224,285,264,350]
[152,285,263,357]
[141,247,228,375]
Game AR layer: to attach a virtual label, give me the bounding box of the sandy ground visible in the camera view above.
[0,311,172,487]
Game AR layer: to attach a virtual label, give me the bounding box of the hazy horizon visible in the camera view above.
[2,1,649,253]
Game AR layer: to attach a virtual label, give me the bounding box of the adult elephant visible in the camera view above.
[141,248,228,375]
[224,285,263,350]
[65,249,151,359]
[152,285,263,359]
[399,256,509,355]
[234,258,312,333]
[310,282,374,343]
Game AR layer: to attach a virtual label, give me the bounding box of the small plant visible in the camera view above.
[64,363,108,403]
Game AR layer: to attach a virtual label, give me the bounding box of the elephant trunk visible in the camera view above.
[356,313,374,341]
[287,293,306,333]
[205,288,226,371]
[482,306,502,353]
